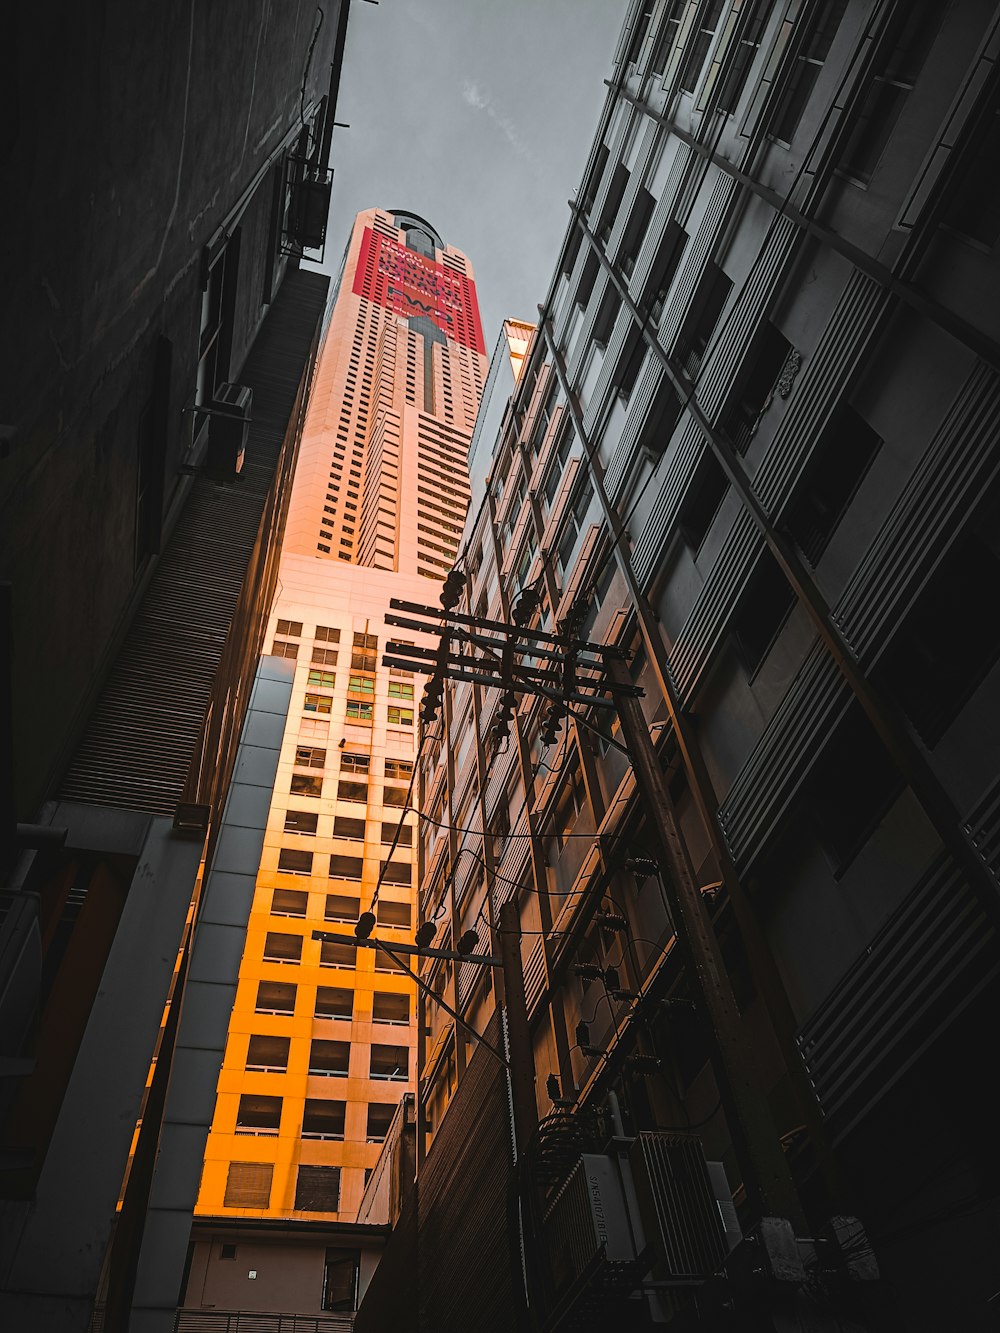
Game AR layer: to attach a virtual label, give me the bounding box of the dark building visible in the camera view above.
[358,1,1000,1330]
[0,4,351,1330]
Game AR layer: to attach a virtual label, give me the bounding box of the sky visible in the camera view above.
[314,0,629,347]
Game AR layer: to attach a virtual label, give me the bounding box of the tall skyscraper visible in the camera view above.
[188,208,486,1290]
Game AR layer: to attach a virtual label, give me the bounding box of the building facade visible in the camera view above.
[359,2,1000,1330]
[179,210,486,1322]
[0,6,350,1331]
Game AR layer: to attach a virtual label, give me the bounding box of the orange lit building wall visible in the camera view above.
[195,210,486,1224]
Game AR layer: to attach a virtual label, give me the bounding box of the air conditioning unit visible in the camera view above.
[288,175,332,250]
[206,382,252,477]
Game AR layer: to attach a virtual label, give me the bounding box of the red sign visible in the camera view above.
[352,227,486,354]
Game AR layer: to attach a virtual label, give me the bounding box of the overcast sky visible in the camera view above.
[315,0,629,346]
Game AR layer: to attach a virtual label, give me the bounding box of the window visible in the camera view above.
[384,758,412,780]
[680,0,726,93]
[642,221,686,325]
[638,377,684,461]
[271,640,299,659]
[576,250,600,309]
[374,948,406,974]
[942,103,1000,248]
[592,284,621,348]
[784,404,881,564]
[326,892,361,922]
[625,0,654,66]
[719,321,791,453]
[674,262,732,377]
[595,163,630,246]
[872,489,1000,746]
[329,854,364,880]
[728,550,795,676]
[387,707,414,727]
[549,756,587,855]
[315,625,341,643]
[366,1103,397,1143]
[312,647,339,666]
[302,1099,347,1140]
[343,752,371,775]
[224,1162,273,1208]
[557,477,595,575]
[338,779,368,803]
[352,632,378,672]
[580,142,610,219]
[802,704,903,874]
[308,668,336,689]
[380,822,412,847]
[618,188,656,280]
[220,1244,237,1260]
[838,2,941,183]
[717,0,775,114]
[320,939,357,969]
[322,1248,360,1312]
[304,692,333,714]
[276,619,303,636]
[678,450,729,551]
[543,422,576,507]
[295,1165,341,1212]
[651,0,687,76]
[370,1044,409,1081]
[372,991,410,1025]
[383,786,408,808]
[277,848,313,876]
[272,887,308,917]
[246,1034,290,1072]
[316,986,353,1019]
[255,980,296,1015]
[388,680,414,699]
[284,809,319,837]
[236,1093,282,1134]
[347,701,374,723]
[295,746,327,770]
[379,860,412,886]
[348,674,375,695]
[377,899,412,929]
[612,325,646,400]
[263,931,302,963]
[333,815,366,841]
[770,0,848,144]
[309,1039,350,1076]
[290,774,323,798]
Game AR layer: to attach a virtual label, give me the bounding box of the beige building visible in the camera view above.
[190,209,487,1280]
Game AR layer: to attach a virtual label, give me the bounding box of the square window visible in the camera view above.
[387,707,413,727]
[370,1044,409,1081]
[224,1162,273,1208]
[380,821,413,847]
[290,774,323,798]
[349,674,376,695]
[309,1038,350,1076]
[294,1164,341,1212]
[316,625,341,643]
[338,779,368,803]
[312,647,339,666]
[295,745,327,770]
[376,899,412,928]
[326,892,361,922]
[276,619,303,636]
[347,701,374,723]
[341,752,370,775]
[246,1034,290,1072]
[255,980,296,1015]
[272,887,308,916]
[284,809,318,836]
[277,848,313,876]
[366,1102,397,1142]
[384,759,412,780]
[387,681,414,699]
[316,985,353,1018]
[383,785,408,808]
[333,815,366,841]
[307,669,336,689]
[372,991,410,1025]
[271,640,299,659]
[329,854,364,880]
[263,931,302,963]
[379,860,412,887]
[320,939,357,969]
[302,1101,347,1140]
[236,1092,282,1134]
[304,692,333,714]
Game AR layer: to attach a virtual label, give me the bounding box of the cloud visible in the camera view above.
[460,78,543,179]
